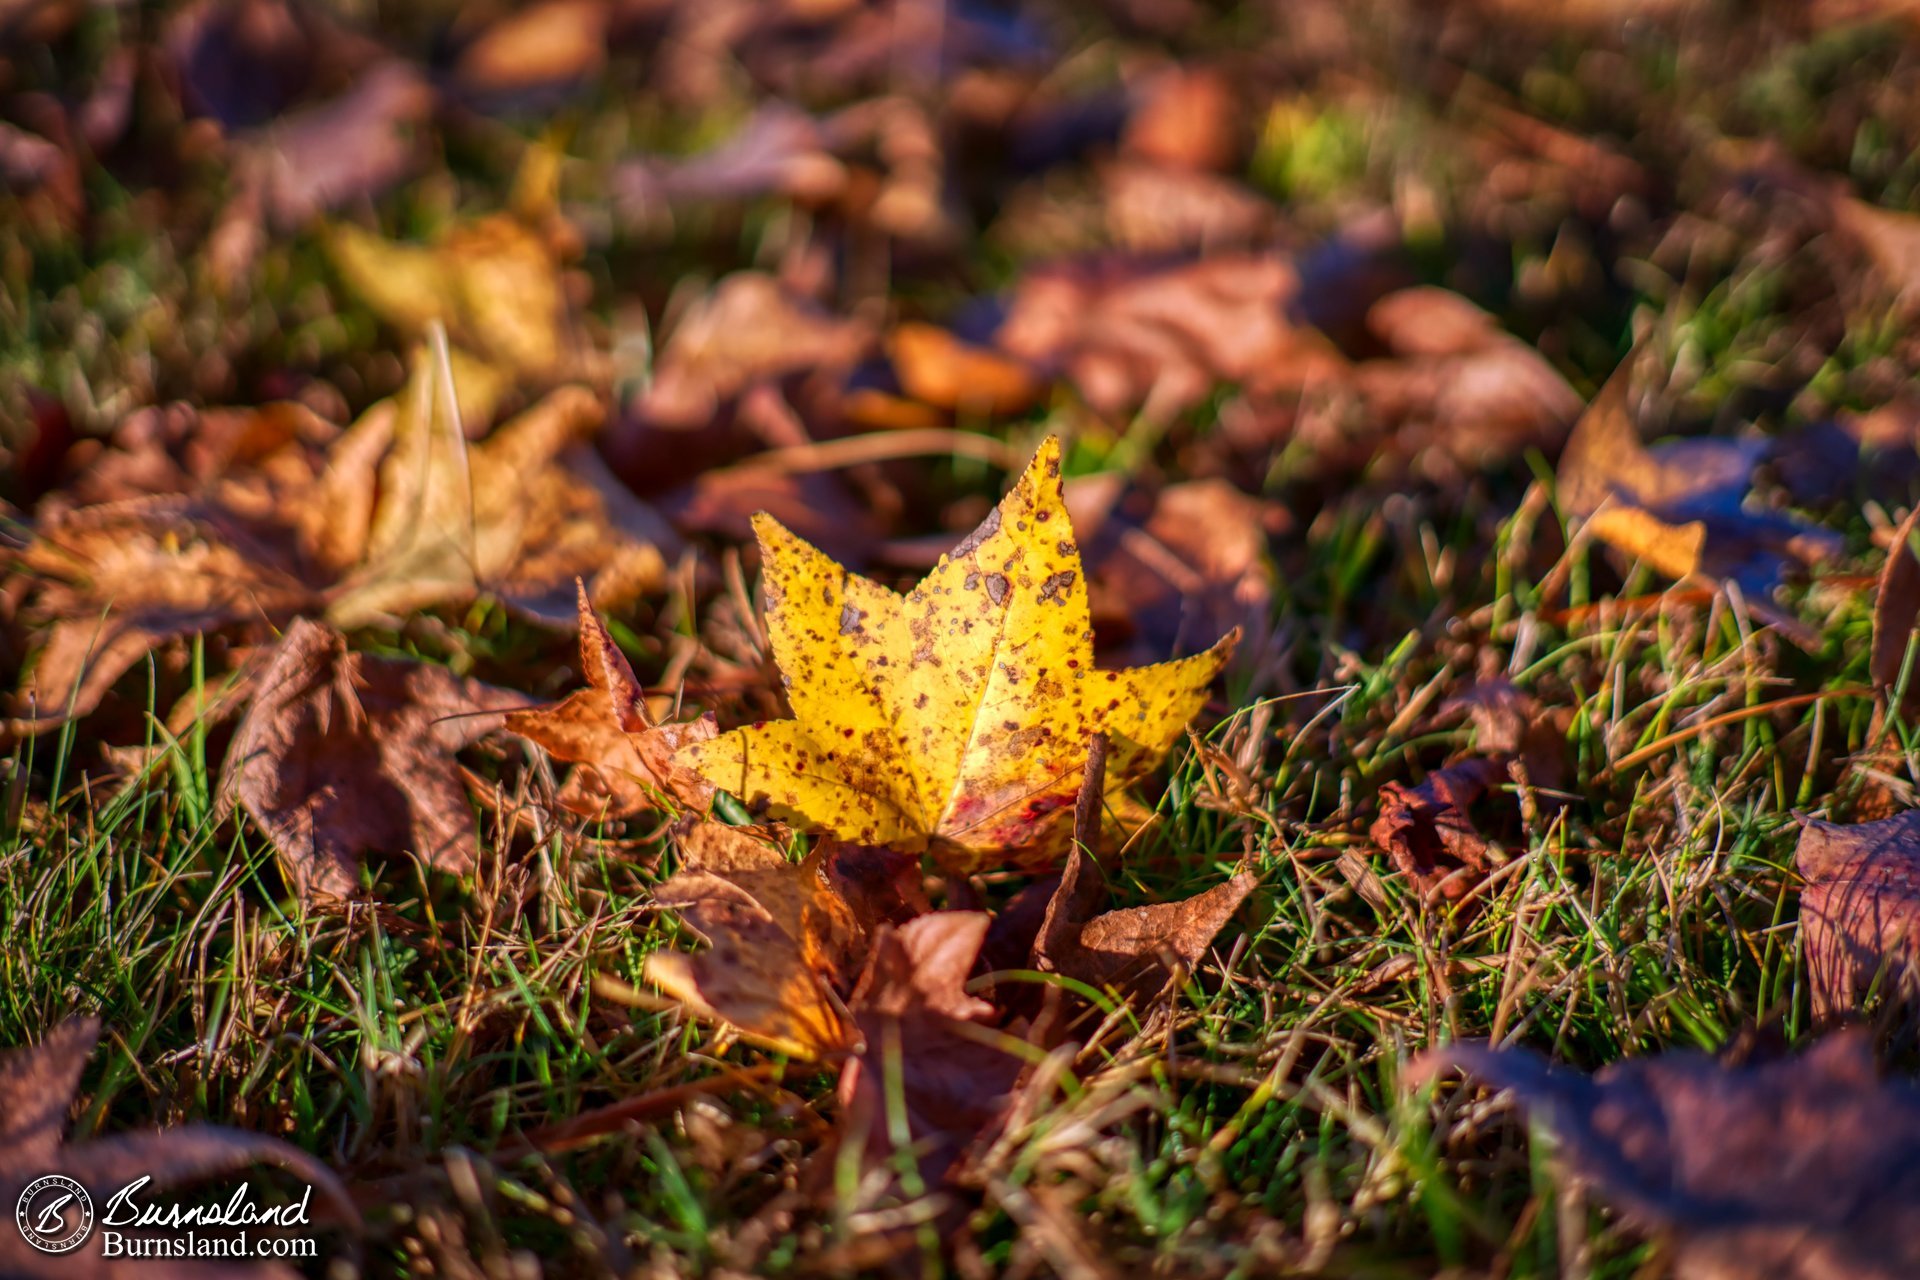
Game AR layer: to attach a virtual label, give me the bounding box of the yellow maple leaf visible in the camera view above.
[681,436,1236,874]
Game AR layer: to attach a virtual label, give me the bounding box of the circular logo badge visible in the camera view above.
[15,1175,94,1255]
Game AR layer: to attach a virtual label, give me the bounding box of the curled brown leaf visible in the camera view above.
[216,618,529,901]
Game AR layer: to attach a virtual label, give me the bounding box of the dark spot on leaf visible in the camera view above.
[951,506,1001,559]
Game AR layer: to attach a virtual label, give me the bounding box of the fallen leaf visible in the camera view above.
[245,61,434,228]
[1796,809,1920,1022]
[644,820,902,1057]
[506,584,716,818]
[1099,159,1281,253]
[1017,728,1255,1009]
[11,353,672,733]
[325,355,675,628]
[1873,505,1920,717]
[1067,474,1280,664]
[1410,1030,1920,1280]
[1829,192,1920,312]
[1370,757,1508,902]
[1352,287,1582,478]
[886,322,1043,417]
[618,93,953,242]
[452,0,608,102]
[216,618,529,901]
[1121,65,1242,173]
[682,436,1236,874]
[818,836,934,928]
[995,254,1342,420]
[1,1016,358,1278]
[323,187,579,382]
[9,498,317,735]
[630,272,873,431]
[1769,402,1920,509]
[659,465,884,568]
[1034,843,1255,1003]
[837,911,1025,1185]
[615,104,849,214]
[1557,368,1839,594]
[63,399,340,509]
[1437,678,1568,794]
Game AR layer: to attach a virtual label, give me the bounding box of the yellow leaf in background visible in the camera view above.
[325,216,569,379]
[681,436,1236,874]
[323,146,578,381]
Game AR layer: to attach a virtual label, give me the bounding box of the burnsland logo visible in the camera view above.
[12,1175,318,1260]
[15,1174,95,1254]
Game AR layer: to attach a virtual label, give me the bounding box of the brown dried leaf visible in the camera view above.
[1410,1030,1920,1280]
[631,273,873,430]
[1830,193,1920,311]
[1354,287,1582,477]
[660,466,884,568]
[617,96,949,241]
[1796,809,1920,1022]
[1121,65,1241,173]
[1437,678,1568,794]
[244,61,433,228]
[506,584,715,818]
[644,820,919,1058]
[9,499,316,734]
[1557,368,1839,594]
[63,400,340,509]
[11,361,670,734]
[452,0,608,101]
[1068,475,1280,664]
[886,322,1043,417]
[1872,505,1920,717]
[326,363,675,628]
[838,912,1025,1185]
[216,619,529,901]
[1034,844,1256,1002]
[616,104,849,212]
[996,254,1342,420]
[1099,160,1279,253]
[1370,757,1508,901]
[1,1017,357,1278]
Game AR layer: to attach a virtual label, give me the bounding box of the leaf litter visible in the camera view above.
[16,2,1920,1275]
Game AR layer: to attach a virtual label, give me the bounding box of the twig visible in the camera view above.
[727,428,1024,475]
[1602,687,1870,777]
